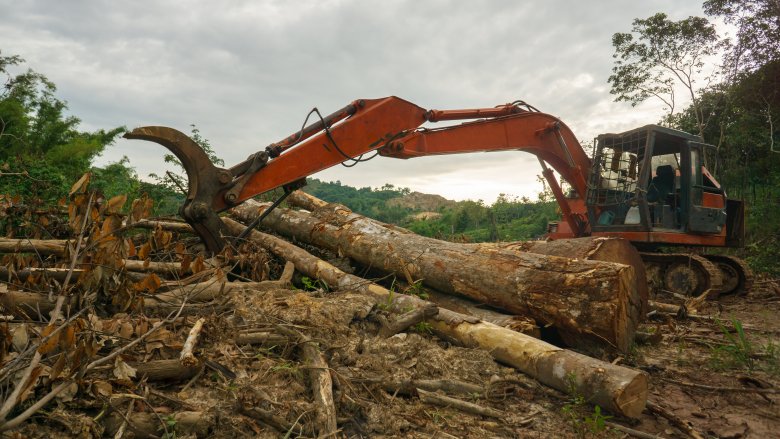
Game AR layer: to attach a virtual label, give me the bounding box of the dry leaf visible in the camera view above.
[180,254,192,274]
[19,366,45,403]
[138,242,151,260]
[38,324,59,354]
[119,322,134,339]
[54,380,79,402]
[11,324,29,352]
[132,273,161,294]
[113,357,137,381]
[127,238,137,258]
[91,380,113,398]
[105,194,127,215]
[49,354,68,383]
[59,323,76,349]
[69,173,91,197]
[130,196,154,223]
[191,255,205,273]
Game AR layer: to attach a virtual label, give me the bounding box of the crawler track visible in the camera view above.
[702,254,753,295]
[640,252,723,298]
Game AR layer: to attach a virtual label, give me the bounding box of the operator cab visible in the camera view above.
[585,125,733,245]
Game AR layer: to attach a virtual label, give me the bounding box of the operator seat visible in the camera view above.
[647,165,675,203]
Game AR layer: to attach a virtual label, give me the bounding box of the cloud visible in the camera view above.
[0,0,705,202]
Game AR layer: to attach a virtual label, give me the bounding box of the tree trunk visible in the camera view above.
[221,217,648,418]
[472,237,649,317]
[0,238,69,257]
[230,200,641,352]
[425,290,540,338]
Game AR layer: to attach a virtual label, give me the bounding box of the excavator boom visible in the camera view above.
[124,95,750,296]
[124,96,593,251]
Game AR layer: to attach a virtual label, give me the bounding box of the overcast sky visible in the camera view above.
[1,0,708,202]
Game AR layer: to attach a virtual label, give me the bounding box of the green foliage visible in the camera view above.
[709,318,778,375]
[403,279,428,300]
[306,180,558,244]
[0,51,124,204]
[609,13,723,136]
[561,372,612,438]
[161,415,178,439]
[710,318,755,370]
[305,178,413,223]
[411,321,433,335]
[704,0,780,72]
[614,4,779,276]
[584,405,612,436]
[300,276,329,292]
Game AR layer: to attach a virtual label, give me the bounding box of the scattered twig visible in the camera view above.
[646,400,704,439]
[662,377,780,394]
[180,317,206,367]
[275,325,337,437]
[112,399,135,439]
[379,303,438,337]
[606,421,662,439]
[417,388,503,418]
[0,192,94,424]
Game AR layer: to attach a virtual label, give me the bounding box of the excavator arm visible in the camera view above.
[124,96,593,252]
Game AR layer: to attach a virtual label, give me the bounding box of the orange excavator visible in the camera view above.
[124,96,751,296]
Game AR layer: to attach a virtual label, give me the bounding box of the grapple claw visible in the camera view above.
[124,126,232,253]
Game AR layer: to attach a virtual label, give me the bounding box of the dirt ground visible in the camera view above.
[6,276,775,439]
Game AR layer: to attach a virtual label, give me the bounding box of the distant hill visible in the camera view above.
[303,178,558,243]
[386,191,456,212]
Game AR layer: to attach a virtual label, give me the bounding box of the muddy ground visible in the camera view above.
[8,275,777,439]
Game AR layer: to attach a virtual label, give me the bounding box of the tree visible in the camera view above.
[704,0,780,74]
[609,13,724,139]
[0,50,124,201]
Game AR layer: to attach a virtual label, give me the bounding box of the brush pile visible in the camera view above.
[0,175,777,438]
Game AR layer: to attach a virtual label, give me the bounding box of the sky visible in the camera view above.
[0,0,710,203]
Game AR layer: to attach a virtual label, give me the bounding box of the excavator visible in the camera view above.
[124,96,752,297]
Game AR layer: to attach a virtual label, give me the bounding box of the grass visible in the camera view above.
[709,317,779,376]
[411,321,433,335]
[561,372,612,438]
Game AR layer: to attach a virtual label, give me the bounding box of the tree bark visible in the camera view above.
[417,388,504,418]
[472,237,649,318]
[103,411,212,438]
[221,217,648,418]
[0,267,146,283]
[0,238,69,257]
[426,290,540,337]
[230,199,641,352]
[275,325,337,437]
[132,359,201,382]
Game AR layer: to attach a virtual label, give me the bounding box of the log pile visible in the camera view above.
[0,179,659,437]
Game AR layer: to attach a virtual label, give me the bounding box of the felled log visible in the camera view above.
[379,303,438,338]
[0,285,77,319]
[375,378,483,396]
[180,317,205,366]
[426,290,540,337]
[0,267,147,283]
[235,330,289,346]
[144,275,293,307]
[103,411,212,438]
[230,199,641,352]
[132,359,201,382]
[472,237,649,317]
[275,325,337,437]
[417,388,504,418]
[222,217,648,418]
[0,238,69,257]
[129,219,196,234]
